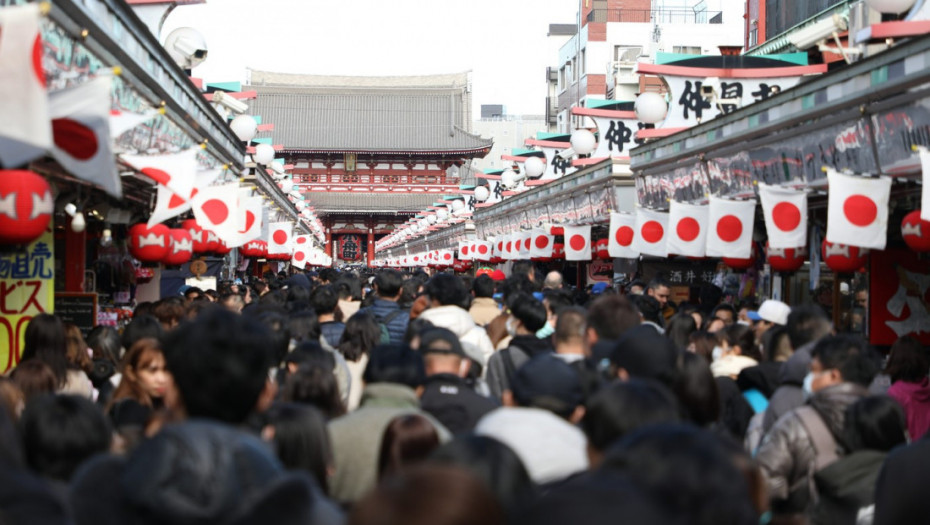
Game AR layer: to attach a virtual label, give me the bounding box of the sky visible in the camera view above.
[161,0,580,119]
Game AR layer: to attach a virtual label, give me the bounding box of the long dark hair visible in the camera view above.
[264,402,333,495]
[885,335,930,384]
[378,414,440,479]
[338,312,381,362]
[20,314,68,387]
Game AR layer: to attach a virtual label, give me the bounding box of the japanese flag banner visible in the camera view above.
[608,212,639,258]
[458,240,472,260]
[530,229,554,259]
[667,201,708,257]
[564,225,592,261]
[236,192,263,246]
[474,241,492,261]
[49,76,121,197]
[632,208,669,257]
[707,196,756,258]
[147,169,222,227]
[439,249,455,266]
[759,183,807,249]
[920,149,930,222]
[291,235,311,269]
[109,108,158,138]
[191,183,240,245]
[268,222,293,255]
[826,169,891,250]
[121,147,198,203]
[503,234,516,260]
[517,231,532,260]
[0,4,51,168]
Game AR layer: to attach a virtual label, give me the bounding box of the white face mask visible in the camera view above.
[506,318,517,337]
[712,346,724,362]
[802,372,815,399]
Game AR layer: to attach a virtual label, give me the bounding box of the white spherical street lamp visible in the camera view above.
[635,92,669,124]
[474,185,490,202]
[524,156,545,179]
[230,115,258,142]
[570,129,596,155]
[254,143,275,165]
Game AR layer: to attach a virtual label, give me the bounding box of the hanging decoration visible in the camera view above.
[128,223,170,262]
[162,229,193,266]
[901,210,930,253]
[767,244,807,273]
[0,169,53,246]
[822,240,869,273]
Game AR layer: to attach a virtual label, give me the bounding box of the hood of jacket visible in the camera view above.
[810,382,870,439]
[418,305,480,339]
[508,334,554,358]
[737,361,783,397]
[891,377,930,402]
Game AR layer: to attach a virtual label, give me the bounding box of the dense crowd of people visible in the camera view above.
[2,263,928,525]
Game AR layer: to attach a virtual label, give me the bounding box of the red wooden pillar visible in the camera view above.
[64,228,86,292]
[324,227,332,257]
[367,230,374,267]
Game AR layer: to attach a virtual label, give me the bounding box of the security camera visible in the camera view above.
[788,13,847,50]
[212,91,249,115]
[555,147,576,160]
[163,27,208,70]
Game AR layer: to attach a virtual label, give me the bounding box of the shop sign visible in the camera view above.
[340,234,361,261]
[869,249,930,346]
[0,229,55,372]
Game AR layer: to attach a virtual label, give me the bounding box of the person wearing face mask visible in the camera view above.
[485,293,553,400]
[755,335,880,522]
[709,324,761,380]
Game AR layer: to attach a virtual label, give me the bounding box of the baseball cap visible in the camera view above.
[418,327,468,359]
[511,353,584,417]
[491,269,506,282]
[592,282,608,295]
[747,299,791,326]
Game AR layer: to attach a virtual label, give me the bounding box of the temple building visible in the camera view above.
[247,71,492,265]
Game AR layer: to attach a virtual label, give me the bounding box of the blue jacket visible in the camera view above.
[358,299,409,344]
[320,321,346,348]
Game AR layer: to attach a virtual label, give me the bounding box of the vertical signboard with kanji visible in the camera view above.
[0,229,55,373]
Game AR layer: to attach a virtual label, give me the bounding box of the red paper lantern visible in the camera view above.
[594,238,610,260]
[180,219,209,253]
[205,230,222,252]
[822,240,868,273]
[163,229,193,266]
[490,256,503,264]
[550,226,564,235]
[240,240,267,257]
[552,243,565,260]
[766,244,807,273]
[723,243,758,271]
[475,267,494,278]
[453,259,473,272]
[214,239,232,256]
[0,170,53,245]
[902,210,930,252]
[129,223,170,262]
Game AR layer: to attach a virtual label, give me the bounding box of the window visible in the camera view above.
[615,45,643,63]
[571,58,578,82]
[672,45,702,55]
[749,29,758,47]
[559,66,566,91]
[580,48,586,76]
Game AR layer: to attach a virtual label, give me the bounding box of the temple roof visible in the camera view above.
[305,191,449,215]
[247,70,493,155]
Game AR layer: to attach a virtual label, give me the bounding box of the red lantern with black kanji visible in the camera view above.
[552,243,565,260]
[595,238,610,260]
[822,240,868,273]
[0,170,53,245]
[767,244,807,273]
[180,219,209,253]
[902,210,930,252]
[162,229,193,266]
[129,223,170,262]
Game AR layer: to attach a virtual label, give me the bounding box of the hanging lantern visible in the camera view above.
[452,259,472,272]
[204,230,222,252]
[180,219,210,253]
[723,243,758,271]
[524,156,545,179]
[163,229,193,266]
[552,243,565,260]
[594,238,610,260]
[902,210,930,252]
[490,256,503,264]
[822,240,868,273]
[240,240,267,257]
[129,223,170,262]
[475,267,494,278]
[0,170,53,245]
[766,244,807,273]
[214,239,232,256]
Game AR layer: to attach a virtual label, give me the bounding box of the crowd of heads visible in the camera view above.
[1,264,927,525]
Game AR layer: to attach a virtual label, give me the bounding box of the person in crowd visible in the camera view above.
[10,361,57,406]
[543,271,563,290]
[151,297,187,331]
[418,274,495,369]
[762,305,834,434]
[70,308,343,525]
[180,285,204,302]
[121,313,164,353]
[551,306,601,402]
[219,292,245,313]
[633,294,666,334]
[539,288,572,339]
[335,274,364,320]
[378,414,440,479]
[328,343,451,504]
[418,327,498,435]
[688,330,718,362]
[874,408,930,524]
[812,396,907,525]
[468,275,500,327]
[356,269,410,345]
[675,352,730,432]
[262,402,334,495]
[484,274,537,351]
[20,314,91,397]
[585,294,642,364]
[609,324,680,388]
[287,309,352,406]
[476,353,588,485]
[710,323,760,380]
[486,293,553,399]
[665,312,697,351]
[106,338,170,448]
[679,302,705,332]
[580,379,680,468]
[626,279,646,295]
[429,434,537,523]
[281,355,347,420]
[747,299,791,347]
[645,277,671,311]
[59,324,94,399]
[311,285,346,349]
[19,394,111,503]
[756,335,880,520]
[338,312,382,411]
[349,465,506,525]
[884,335,930,440]
[85,326,122,403]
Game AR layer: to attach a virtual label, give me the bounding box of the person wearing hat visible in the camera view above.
[418,328,498,435]
[475,353,588,485]
[485,292,554,400]
[748,299,791,345]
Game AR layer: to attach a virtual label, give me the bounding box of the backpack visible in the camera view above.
[375,309,405,344]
